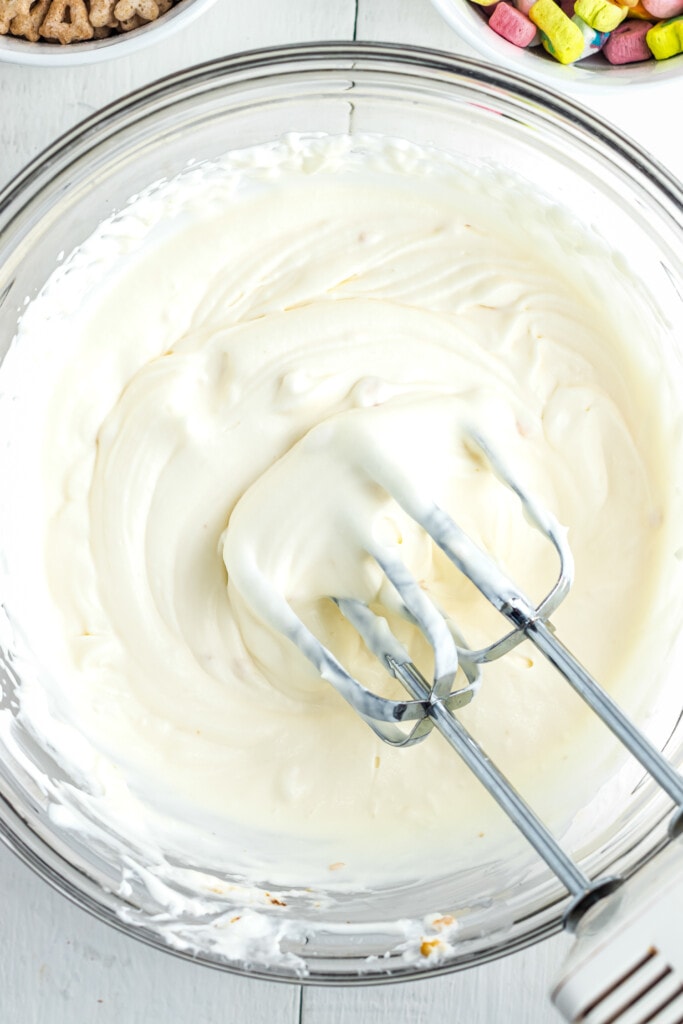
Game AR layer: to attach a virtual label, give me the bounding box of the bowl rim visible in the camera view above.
[0,41,682,985]
[2,41,682,213]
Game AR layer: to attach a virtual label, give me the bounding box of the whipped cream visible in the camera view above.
[1,134,681,969]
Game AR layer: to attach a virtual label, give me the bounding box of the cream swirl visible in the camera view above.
[0,135,678,890]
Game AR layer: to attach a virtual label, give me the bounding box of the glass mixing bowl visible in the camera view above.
[0,43,682,984]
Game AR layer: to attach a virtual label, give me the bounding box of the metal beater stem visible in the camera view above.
[424,484,683,836]
[390,657,597,904]
[529,620,683,824]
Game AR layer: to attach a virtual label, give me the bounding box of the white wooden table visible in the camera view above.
[0,4,681,1022]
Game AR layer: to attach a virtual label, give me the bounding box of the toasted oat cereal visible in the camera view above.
[115,10,142,27]
[39,0,94,41]
[11,0,50,38]
[0,0,23,31]
[88,0,116,26]
[114,0,158,21]
[9,0,50,38]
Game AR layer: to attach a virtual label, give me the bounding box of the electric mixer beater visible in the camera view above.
[242,428,683,1024]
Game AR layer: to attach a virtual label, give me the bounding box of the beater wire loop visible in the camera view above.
[262,431,683,919]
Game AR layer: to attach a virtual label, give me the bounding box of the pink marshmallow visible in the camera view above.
[489,1,539,44]
[640,0,683,17]
[514,0,536,15]
[603,19,654,61]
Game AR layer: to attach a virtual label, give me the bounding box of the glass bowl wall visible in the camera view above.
[0,43,682,983]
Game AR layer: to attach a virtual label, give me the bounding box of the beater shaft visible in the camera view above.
[389,655,620,924]
[406,433,683,838]
[531,620,683,835]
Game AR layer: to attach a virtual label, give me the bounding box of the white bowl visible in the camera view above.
[431,0,683,90]
[0,0,218,65]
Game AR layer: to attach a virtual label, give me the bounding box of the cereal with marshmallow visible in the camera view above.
[467,0,683,63]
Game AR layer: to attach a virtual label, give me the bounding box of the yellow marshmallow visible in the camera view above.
[646,15,683,57]
[625,1,652,17]
[574,0,629,29]
[529,0,585,61]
